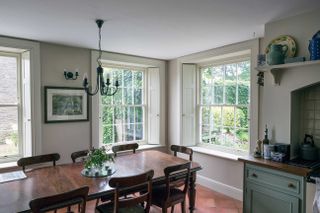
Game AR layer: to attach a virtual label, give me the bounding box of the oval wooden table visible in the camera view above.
[0,150,202,213]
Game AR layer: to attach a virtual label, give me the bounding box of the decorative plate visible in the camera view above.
[265,35,297,58]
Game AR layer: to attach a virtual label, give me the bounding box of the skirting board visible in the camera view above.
[197,174,243,201]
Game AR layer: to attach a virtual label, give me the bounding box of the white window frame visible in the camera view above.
[0,51,23,162]
[100,65,148,144]
[90,51,166,148]
[178,39,259,155]
[0,36,41,163]
[197,57,251,154]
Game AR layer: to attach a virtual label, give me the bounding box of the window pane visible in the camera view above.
[135,124,143,140]
[222,107,234,127]
[125,107,134,124]
[213,84,223,104]
[114,107,123,123]
[212,66,223,82]
[125,124,134,141]
[134,89,142,105]
[135,107,143,123]
[236,107,249,129]
[238,61,250,82]
[101,95,112,105]
[102,106,113,124]
[201,124,210,143]
[235,129,249,150]
[201,68,211,87]
[113,88,122,105]
[224,128,235,147]
[123,70,132,88]
[201,86,211,105]
[0,56,18,104]
[103,125,113,144]
[211,107,222,127]
[133,71,143,88]
[112,69,123,85]
[225,64,236,81]
[238,82,249,105]
[124,88,133,105]
[211,127,224,145]
[201,107,210,125]
[225,83,236,105]
[0,107,19,157]
[114,125,123,142]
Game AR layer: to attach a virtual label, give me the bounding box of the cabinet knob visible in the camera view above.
[251,173,258,178]
[288,183,295,188]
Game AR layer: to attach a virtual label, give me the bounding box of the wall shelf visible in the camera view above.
[255,60,320,85]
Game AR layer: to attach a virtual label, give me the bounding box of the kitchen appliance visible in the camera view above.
[301,134,318,161]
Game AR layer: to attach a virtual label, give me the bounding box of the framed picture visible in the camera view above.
[45,86,89,123]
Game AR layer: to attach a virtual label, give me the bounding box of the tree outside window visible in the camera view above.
[200,60,250,152]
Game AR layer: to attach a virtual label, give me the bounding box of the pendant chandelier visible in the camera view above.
[83,19,119,96]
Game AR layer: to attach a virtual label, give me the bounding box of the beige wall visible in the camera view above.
[167,8,320,201]
[260,9,320,144]
[40,43,91,164]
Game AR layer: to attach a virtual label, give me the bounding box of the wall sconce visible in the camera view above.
[64,69,79,80]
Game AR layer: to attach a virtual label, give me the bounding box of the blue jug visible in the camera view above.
[309,30,320,61]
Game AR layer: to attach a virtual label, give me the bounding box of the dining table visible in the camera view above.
[0,150,202,213]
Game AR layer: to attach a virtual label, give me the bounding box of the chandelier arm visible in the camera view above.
[109,87,119,96]
[85,74,100,96]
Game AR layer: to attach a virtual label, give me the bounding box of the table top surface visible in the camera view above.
[0,150,201,213]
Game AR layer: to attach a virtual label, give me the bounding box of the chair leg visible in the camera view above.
[181,201,186,213]
[171,205,175,213]
[95,198,99,207]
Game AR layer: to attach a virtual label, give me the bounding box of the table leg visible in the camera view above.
[188,172,197,213]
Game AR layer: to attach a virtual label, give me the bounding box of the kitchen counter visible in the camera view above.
[239,155,312,177]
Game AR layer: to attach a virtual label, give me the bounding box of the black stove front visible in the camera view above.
[287,158,320,169]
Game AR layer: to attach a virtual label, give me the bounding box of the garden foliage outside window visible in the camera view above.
[101,67,145,144]
[200,60,250,152]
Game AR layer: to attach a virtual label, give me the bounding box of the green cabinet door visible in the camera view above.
[245,183,300,213]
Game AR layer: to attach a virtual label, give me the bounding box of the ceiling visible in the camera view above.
[0,0,319,60]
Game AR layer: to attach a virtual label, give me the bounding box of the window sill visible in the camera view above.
[138,144,165,151]
[190,146,245,161]
[0,161,18,172]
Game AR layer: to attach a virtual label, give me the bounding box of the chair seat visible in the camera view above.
[151,185,185,207]
[95,202,145,213]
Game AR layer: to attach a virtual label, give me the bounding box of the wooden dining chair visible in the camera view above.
[95,170,154,213]
[171,145,193,161]
[17,153,60,171]
[112,143,139,157]
[29,186,89,213]
[151,162,191,213]
[71,150,89,163]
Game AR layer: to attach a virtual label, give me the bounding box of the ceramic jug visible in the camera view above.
[267,44,288,65]
[309,30,320,61]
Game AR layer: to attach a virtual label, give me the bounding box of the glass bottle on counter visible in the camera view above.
[263,125,271,159]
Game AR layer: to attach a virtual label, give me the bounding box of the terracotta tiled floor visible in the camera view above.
[72,184,242,213]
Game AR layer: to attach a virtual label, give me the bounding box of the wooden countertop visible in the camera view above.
[238,155,312,177]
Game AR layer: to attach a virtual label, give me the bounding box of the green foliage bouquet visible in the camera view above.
[84,146,114,169]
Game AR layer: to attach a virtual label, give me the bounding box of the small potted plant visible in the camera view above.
[84,146,114,176]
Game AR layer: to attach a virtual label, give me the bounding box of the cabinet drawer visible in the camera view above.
[246,164,302,196]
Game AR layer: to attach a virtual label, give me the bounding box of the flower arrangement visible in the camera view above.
[84,145,114,170]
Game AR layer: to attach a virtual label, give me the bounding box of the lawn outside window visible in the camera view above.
[199,59,250,154]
